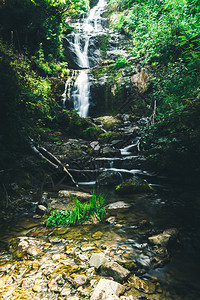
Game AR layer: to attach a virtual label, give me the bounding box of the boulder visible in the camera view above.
[100,261,130,283]
[97,116,122,131]
[90,279,125,300]
[148,228,178,247]
[116,176,153,194]
[9,237,44,259]
[97,170,122,186]
[89,253,108,269]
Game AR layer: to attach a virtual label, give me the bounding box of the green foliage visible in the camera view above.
[113,55,128,69]
[141,98,200,175]
[46,190,106,227]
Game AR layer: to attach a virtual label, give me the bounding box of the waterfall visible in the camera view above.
[63,0,106,117]
[71,70,90,118]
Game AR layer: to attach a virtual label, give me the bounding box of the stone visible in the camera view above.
[90,141,101,151]
[58,190,91,201]
[36,204,47,215]
[73,275,88,288]
[89,253,108,269]
[116,176,153,195]
[92,231,103,240]
[148,228,178,247]
[129,275,157,294]
[106,201,131,210]
[48,279,59,292]
[97,170,122,186]
[9,237,44,259]
[90,278,126,300]
[60,287,71,296]
[100,261,130,283]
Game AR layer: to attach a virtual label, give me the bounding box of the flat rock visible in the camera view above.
[89,253,108,269]
[90,278,125,300]
[100,261,130,283]
[58,190,91,201]
[106,201,131,210]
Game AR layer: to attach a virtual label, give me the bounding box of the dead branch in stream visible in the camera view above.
[28,137,78,187]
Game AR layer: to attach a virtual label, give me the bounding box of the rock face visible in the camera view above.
[90,278,126,300]
[100,261,130,283]
[148,228,178,247]
[9,237,44,259]
[116,176,153,194]
[89,253,108,269]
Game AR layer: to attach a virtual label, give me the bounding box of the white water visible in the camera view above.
[71,70,90,118]
[64,0,106,117]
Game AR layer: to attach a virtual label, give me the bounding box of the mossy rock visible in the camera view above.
[98,116,122,131]
[116,176,153,194]
[98,132,122,143]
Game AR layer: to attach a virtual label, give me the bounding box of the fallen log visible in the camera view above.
[28,137,78,187]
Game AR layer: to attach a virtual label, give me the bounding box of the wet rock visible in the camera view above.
[101,145,121,157]
[148,228,178,247]
[92,231,103,239]
[106,201,131,210]
[36,204,47,215]
[73,275,88,288]
[97,170,122,186]
[9,237,44,259]
[58,190,92,201]
[90,141,101,151]
[89,253,108,269]
[100,261,130,283]
[90,278,126,300]
[116,176,153,195]
[129,275,157,294]
[40,192,48,205]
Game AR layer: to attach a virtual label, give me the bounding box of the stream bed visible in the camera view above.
[0,179,200,299]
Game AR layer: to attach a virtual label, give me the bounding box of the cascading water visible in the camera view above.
[71,70,90,118]
[63,0,106,117]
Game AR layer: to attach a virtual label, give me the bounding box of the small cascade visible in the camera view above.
[63,0,107,117]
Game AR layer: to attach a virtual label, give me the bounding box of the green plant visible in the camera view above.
[46,189,106,227]
[113,56,128,69]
